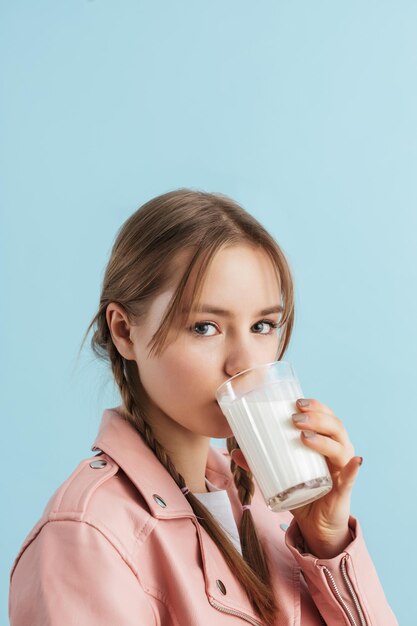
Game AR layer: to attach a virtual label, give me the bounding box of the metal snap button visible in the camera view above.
[89,459,107,469]
[280,523,289,531]
[216,579,227,595]
[153,494,167,508]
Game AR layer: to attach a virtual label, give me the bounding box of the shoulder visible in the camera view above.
[50,451,154,533]
[14,452,154,569]
[44,452,119,519]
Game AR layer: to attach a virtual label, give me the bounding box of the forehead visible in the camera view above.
[196,244,281,308]
[149,244,281,318]
[139,244,282,346]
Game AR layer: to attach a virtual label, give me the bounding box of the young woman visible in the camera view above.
[9,189,398,626]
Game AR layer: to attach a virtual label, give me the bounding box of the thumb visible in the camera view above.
[336,455,363,494]
[230,449,251,472]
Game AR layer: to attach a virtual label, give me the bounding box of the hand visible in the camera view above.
[230,398,363,559]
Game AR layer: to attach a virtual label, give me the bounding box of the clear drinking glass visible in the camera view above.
[216,361,332,512]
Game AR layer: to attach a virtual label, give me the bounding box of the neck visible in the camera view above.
[144,406,211,494]
[167,435,211,493]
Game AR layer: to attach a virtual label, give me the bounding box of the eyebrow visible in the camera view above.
[188,304,284,317]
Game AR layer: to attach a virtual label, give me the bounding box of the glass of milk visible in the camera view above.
[215,361,333,512]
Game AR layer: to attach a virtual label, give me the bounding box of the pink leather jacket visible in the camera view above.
[9,407,398,626]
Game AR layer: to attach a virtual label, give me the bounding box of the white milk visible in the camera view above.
[219,380,332,511]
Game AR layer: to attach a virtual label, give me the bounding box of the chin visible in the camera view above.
[201,402,234,439]
[208,422,235,440]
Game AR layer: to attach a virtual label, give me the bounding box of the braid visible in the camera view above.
[226,437,272,583]
[228,436,255,505]
[109,347,187,491]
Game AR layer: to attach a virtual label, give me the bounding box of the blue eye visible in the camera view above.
[192,322,218,336]
[252,320,279,335]
[191,319,279,337]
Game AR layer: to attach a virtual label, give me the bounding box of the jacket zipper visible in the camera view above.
[340,556,368,626]
[322,555,368,626]
[208,596,263,626]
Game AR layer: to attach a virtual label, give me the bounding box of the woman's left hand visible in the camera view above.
[231,398,363,559]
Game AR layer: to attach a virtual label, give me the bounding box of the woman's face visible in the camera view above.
[113,244,283,439]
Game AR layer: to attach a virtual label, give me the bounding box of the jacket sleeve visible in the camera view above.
[285,514,398,626]
[9,520,157,626]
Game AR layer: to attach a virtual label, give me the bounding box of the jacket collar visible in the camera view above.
[91,406,234,520]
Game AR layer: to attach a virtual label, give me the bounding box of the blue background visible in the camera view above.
[1,1,415,623]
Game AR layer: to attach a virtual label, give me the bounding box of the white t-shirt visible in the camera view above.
[193,478,242,555]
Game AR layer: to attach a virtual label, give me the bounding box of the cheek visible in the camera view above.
[140,346,213,408]
[159,349,212,400]
[137,348,233,437]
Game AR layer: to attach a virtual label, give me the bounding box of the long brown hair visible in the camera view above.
[79,188,295,625]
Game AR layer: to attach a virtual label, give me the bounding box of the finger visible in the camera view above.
[300,430,355,468]
[292,411,350,446]
[230,449,250,472]
[333,456,363,494]
[296,398,335,416]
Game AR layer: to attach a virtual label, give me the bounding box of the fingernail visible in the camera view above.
[292,413,308,423]
[297,399,310,407]
[358,456,363,466]
[302,430,316,439]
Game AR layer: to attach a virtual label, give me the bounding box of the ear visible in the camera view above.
[106,303,136,360]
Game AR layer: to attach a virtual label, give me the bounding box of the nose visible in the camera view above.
[224,342,258,379]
